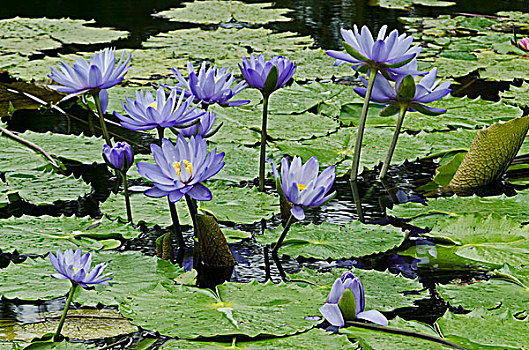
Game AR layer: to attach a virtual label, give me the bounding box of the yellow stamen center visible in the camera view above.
[297,183,307,191]
[73,267,78,273]
[172,160,193,181]
[148,101,158,110]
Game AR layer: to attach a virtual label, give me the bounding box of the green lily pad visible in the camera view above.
[208,142,260,183]
[127,48,187,81]
[200,182,279,224]
[154,0,292,25]
[0,17,128,56]
[437,308,529,349]
[101,191,192,226]
[256,221,407,259]
[476,51,529,81]
[420,213,529,267]
[286,48,353,81]
[23,342,90,350]
[208,107,261,145]
[106,84,155,115]
[500,82,529,108]
[289,268,425,312]
[6,53,85,81]
[373,0,455,10]
[0,132,50,172]
[5,170,91,205]
[388,188,529,225]
[341,317,451,350]
[119,280,325,338]
[0,309,137,342]
[0,215,106,255]
[161,328,355,349]
[438,278,529,315]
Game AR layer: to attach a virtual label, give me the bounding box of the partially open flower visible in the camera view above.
[268,156,335,221]
[49,249,112,288]
[177,111,217,138]
[319,271,388,327]
[102,141,134,172]
[239,54,297,96]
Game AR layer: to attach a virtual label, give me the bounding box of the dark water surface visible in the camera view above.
[2,0,529,347]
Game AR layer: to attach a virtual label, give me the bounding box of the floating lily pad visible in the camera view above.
[0,215,105,255]
[476,52,529,81]
[127,48,187,81]
[101,191,192,226]
[286,48,353,81]
[341,317,451,350]
[154,0,292,25]
[119,280,325,338]
[107,84,155,115]
[256,221,407,259]
[373,0,455,10]
[6,53,85,81]
[200,182,279,224]
[208,142,260,183]
[438,278,529,315]
[161,328,355,349]
[0,132,50,172]
[500,82,529,108]
[437,308,529,349]
[289,268,425,312]
[0,17,128,56]
[208,107,261,145]
[5,170,91,205]
[1,309,137,342]
[23,342,89,350]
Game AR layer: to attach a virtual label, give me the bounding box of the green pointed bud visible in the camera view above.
[263,65,279,96]
[337,288,357,322]
[343,42,371,63]
[397,75,416,103]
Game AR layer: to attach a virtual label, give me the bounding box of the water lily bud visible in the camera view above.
[102,142,134,173]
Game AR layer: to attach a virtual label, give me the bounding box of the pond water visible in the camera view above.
[1,0,529,348]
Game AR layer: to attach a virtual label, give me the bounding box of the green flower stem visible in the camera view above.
[185,194,199,237]
[92,91,112,147]
[271,213,294,255]
[157,126,185,249]
[53,282,78,342]
[344,320,466,350]
[121,171,133,224]
[350,68,378,181]
[258,94,270,192]
[349,180,365,223]
[379,106,407,179]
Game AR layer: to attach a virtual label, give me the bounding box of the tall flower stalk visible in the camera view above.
[240,54,297,192]
[327,25,422,181]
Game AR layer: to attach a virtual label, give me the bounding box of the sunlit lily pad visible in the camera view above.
[161,329,355,349]
[119,280,325,338]
[154,0,292,25]
[0,215,105,255]
[256,221,407,259]
[0,17,128,56]
[289,268,426,312]
[208,142,260,183]
[0,132,50,172]
[5,170,91,205]
[500,82,529,108]
[0,309,137,342]
[372,0,455,10]
[23,341,89,349]
[437,308,529,349]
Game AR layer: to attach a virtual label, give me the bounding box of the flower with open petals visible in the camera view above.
[170,62,249,107]
[103,141,134,172]
[326,25,422,78]
[354,68,451,116]
[114,87,203,131]
[48,48,131,113]
[177,111,217,138]
[137,134,225,202]
[518,37,529,52]
[319,271,388,327]
[239,54,296,96]
[49,249,112,288]
[269,156,335,221]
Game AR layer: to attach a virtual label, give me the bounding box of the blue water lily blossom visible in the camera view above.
[49,249,112,288]
[102,141,134,172]
[114,87,203,131]
[170,62,249,107]
[177,111,217,138]
[319,271,388,327]
[269,156,336,221]
[239,54,297,96]
[354,68,451,115]
[326,25,422,78]
[137,134,225,202]
[48,48,131,113]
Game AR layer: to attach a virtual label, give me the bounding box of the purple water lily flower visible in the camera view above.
[269,156,336,221]
[48,48,131,113]
[102,141,134,172]
[239,54,297,96]
[326,25,422,78]
[114,87,204,131]
[319,271,388,327]
[49,249,112,288]
[354,68,451,115]
[170,62,249,107]
[178,111,217,138]
[137,134,225,202]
